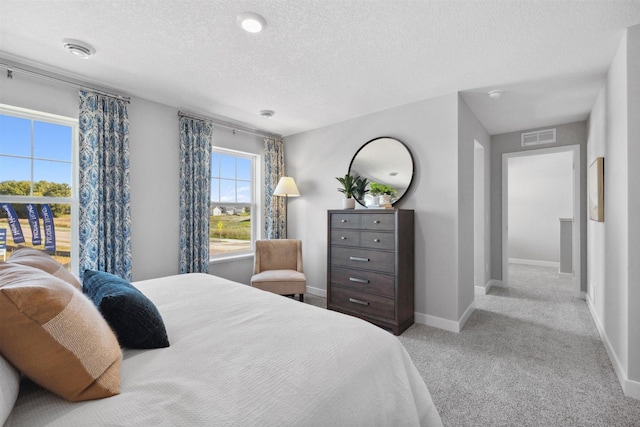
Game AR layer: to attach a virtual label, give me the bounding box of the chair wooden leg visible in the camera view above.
[299,294,304,302]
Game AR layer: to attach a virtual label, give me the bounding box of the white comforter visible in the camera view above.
[6,273,442,426]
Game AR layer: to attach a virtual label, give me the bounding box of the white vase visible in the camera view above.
[342,198,355,209]
[379,194,392,205]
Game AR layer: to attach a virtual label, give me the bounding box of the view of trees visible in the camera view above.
[0,180,71,216]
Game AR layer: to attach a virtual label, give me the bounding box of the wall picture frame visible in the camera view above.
[589,157,604,222]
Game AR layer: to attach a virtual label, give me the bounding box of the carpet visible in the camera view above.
[307,264,640,426]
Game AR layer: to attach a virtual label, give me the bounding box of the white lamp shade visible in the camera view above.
[273,176,300,197]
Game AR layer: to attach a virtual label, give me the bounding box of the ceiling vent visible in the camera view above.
[521,128,556,147]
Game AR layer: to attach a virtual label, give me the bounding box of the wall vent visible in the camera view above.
[521,128,556,147]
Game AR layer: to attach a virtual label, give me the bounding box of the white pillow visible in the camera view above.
[0,354,20,425]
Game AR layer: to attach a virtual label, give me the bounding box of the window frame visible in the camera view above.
[209,146,260,261]
[0,104,79,275]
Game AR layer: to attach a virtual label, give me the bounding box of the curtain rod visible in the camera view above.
[1,63,131,103]
[178,111,280,139]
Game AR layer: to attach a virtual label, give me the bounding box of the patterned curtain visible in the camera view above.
[264,137,286,239]
[179,115,213,273]
[79,90,132,280]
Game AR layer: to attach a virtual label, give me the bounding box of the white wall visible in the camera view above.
[0,58,264,284]
[507,151,573,264]
[587,24,640,398]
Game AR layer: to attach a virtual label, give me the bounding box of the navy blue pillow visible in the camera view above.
[82,270,169,349]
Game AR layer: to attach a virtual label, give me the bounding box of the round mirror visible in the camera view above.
[348,137,414,207]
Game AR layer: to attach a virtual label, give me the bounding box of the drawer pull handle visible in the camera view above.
[341,219,347,223]
[374,220,381,224]
[349,256,369,262]
[349,277,370,284]
[349,298,370,306]
[373,239,380,243]
[341,236,347,240]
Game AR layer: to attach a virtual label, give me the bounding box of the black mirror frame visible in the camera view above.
[348,136,415,207]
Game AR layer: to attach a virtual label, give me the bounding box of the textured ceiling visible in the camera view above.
[1,1,640,136]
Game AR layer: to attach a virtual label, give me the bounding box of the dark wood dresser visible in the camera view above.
[327,209,414,335]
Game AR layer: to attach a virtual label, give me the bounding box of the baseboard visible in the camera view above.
[509,258,560,268]
[586,295,640,400]
[459,301,475,330]
[490,279,504,288]
[475,279,499,295]
[306,286,326,298]
[415,301,475,333]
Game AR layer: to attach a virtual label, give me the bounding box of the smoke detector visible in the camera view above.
[63,39,95,59]
[487,89,503,99]
[259,110,275,119]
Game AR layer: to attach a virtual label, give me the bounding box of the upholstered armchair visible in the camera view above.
[250,239,306,302]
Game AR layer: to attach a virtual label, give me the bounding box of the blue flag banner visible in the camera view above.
[0,203,25,244]
[26,204,42,246]
[41,204,56,252]
[0,228,6,261]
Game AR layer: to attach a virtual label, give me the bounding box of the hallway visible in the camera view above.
[398,264,640,426]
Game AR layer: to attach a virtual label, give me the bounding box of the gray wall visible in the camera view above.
[458,96,491,314]
[287,94,465,325]
[490,121,588,292]
[0,58,264,284]
[587,24,640,393]
[507,151,573,263]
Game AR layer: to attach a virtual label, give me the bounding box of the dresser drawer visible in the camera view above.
[331,286,395,320]
[330,229,360,247]
[330,214,360,229]
[330,247,395,273]
[330,266,395,297]
[359,231,394,250]
[359,213,395,231]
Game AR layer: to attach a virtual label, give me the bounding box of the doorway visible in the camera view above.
[501,145,581,298]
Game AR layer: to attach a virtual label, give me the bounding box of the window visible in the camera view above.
[0,105,78,273]
[210,147,258,259]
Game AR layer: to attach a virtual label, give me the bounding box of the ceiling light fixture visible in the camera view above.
[237,12,267,33]
[488,89,504,99]
[62,39,95,59]
[259,109,275,119]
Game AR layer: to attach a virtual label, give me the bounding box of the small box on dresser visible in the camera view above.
[327,209,414,335]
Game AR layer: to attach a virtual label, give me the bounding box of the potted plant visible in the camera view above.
[336,174,359,209]
[369,182,397,206]
[353,176,369,203]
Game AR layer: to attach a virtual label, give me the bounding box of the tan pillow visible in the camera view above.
[8,246,82,290]
[0,262,121,401]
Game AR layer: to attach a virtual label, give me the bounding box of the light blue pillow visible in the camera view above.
[83,270,170,349]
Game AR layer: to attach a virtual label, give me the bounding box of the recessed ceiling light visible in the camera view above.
[237,12,267,33]
[62,39,95,59]
[488,89,504,99]
[259,110,275,119]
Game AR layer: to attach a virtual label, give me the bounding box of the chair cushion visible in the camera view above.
[0,262,121,402]
[83,270,170,349]
[251,270,307,296]
[8,246,82,290]
[251,270,306,283]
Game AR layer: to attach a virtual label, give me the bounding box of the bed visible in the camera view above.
[3,272,442,426]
